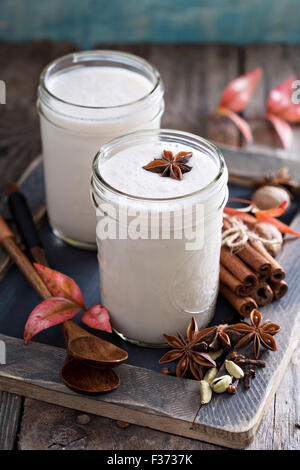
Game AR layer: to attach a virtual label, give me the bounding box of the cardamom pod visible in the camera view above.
[199,380,212,404]
[211,375,232,394]
[225,359,244,379]
[203,367,218,384]
[208,349,223,360]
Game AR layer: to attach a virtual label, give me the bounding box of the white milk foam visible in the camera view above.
[47,66,153,107]
[100,141,218,199]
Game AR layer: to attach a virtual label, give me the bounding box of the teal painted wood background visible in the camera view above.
[1,0,300,47]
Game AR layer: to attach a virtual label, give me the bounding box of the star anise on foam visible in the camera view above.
[143,149,192,181]
[227,310,280,359]
[159,318,216,380]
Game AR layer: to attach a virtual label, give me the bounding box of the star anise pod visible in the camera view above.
[159,318,216,380]
[195,323,234,351]
[227,310,280,359]
[263,167,299,195]
[229,167,300,197]
[143,150,192,181]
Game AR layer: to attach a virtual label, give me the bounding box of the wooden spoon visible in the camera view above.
[0,215,128,392]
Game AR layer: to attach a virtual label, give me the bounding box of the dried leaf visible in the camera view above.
[223,207,257,223]
[255,212,300,237]
[279,103,300,123]
[267,76,296,115]
[227,198,254,212]
[24,297,81,344]
[216,107,254,143]
[34,263,85,309]
[265,113,293,149]
[81,304,112,333]
[254,201,287,218]
[218,68,262,113]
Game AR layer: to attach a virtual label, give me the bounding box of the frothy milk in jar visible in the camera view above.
[38,51,164,249]
[91,130,228,346]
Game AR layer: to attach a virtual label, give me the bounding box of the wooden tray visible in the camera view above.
[0,146,300,449]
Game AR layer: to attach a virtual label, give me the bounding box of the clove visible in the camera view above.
[244,369,256,390]
[229,351,266,368]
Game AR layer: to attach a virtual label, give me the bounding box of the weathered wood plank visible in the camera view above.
[147,44,240,145]
[247,340,300,450]
[0,40,76,200]
[18,399,222,450]
[0,391,23,450]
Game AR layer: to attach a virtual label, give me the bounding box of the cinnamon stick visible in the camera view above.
[223,218,271,278]
[219,264,255,297]
[236,243,271,279]
[250,240,285,282]
[219,283,258,317]
[269,280,288,300]
[220,246,258,289]
[253,281,274,306]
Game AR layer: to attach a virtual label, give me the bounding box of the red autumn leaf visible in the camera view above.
[34,263,85,309]
[254,201,287,218]
[265,113,293,149]
[24,297,81,344]
[227,198,254,211]
[279,103,300,123]
[218,68,262,113]
[216,107,254,143]
[255,212,300,237]
[81,304,112,333]
[267,76,296,115]
[223,207,257,224]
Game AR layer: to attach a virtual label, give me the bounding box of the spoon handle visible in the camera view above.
[7,183,49,267]
[0,215,51,300]
[4,195,82,340]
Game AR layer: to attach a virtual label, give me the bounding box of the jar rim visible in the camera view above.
[92,129,227,203]
[39,49,163,111]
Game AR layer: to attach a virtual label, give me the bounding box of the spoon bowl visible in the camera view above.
[62,321,128,368]
[61,355,120,394]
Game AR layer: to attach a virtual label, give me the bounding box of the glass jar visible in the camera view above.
[91,129,228,347]
[38,50,165,249]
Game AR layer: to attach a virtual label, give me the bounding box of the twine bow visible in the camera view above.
[222,216,279,249]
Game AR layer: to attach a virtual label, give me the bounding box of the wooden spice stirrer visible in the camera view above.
[0,214,128,393]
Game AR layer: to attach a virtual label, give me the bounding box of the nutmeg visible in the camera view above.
[252,185,291,211]
[255,222,283,257]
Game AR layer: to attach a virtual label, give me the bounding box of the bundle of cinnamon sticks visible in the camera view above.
[220,218,288,317]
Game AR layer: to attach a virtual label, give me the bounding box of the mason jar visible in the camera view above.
[38,50,165,249]
[91,129,228,347]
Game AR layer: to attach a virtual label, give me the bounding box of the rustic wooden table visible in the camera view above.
[0,41,299,450]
